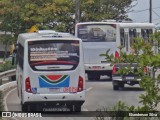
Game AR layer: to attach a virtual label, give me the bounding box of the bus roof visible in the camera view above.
[76,22,117,25]
[117,22,155,28]
[17,30,80,46]
[76,22,155,28]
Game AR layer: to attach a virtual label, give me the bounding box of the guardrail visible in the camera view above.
[0,69,16,85]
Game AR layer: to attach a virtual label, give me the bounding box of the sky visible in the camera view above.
[128,0,160,24]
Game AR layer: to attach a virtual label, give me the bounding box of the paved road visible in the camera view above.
[5,76,144,120]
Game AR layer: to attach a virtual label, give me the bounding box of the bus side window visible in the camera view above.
[141,29,148,41]
[17,44,24,70]
[12,49,17,65]
[124,33,129,51]
[120,29,125,47]
[12,44,18,65]
[148,29,153,44]
[129,29,137,46]
[141,29,153,44]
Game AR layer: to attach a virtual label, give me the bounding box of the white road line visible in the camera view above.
[82,108,89,111]
[3,87,19,120]
[4,87,17,111]
[86,87,92,92]
[81,87,92,112]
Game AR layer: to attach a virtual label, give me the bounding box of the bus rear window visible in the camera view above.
[28,40,79,71]
[77,24,116,42]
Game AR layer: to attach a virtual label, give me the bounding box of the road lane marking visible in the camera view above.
[86,87,92,92]
[4,87,17,111]
[82,108,89,111]
[4,87,20,120]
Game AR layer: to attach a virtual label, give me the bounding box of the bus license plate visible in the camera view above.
[49,88,62,93]
[125,77,134,80]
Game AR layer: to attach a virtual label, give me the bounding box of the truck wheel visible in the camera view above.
[112,81,119,90]
[113,85,119,90]
[119,82,124,88]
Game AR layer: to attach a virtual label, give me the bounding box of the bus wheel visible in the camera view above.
[74,105,81,112]
[11,75,16,81]
[22,104,28,112]
[87,73,94,80]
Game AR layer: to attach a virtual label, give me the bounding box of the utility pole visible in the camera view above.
[75,0,80,24]
[149,0,152,23]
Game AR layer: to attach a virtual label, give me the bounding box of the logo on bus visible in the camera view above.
[39,75,70,88]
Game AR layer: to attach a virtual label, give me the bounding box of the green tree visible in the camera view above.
[80,0,137,22]
[0,0,137,60]
[99,32,160,119]
[0,0,137,34]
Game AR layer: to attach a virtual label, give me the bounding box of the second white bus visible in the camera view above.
[75,22,155,81]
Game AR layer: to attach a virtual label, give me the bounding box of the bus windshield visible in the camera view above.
[77,24,116,42]
[28,40,79,71]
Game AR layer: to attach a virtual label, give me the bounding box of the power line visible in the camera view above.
[153,10,160,18]
[141,17,160,23]
[131,6,160,13]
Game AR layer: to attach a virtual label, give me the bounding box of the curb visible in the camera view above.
[0,81,17,92]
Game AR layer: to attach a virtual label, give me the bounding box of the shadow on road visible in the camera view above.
[86,75,112,82]
[118,87,144,91]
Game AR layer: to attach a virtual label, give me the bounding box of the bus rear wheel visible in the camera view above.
[74,105,81,112]
[21,104,28,112]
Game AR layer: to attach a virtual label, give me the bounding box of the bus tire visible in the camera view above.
[87,73,94,80]
[22,104,28,112]
[11,75,16,81]
[74,105,81,112]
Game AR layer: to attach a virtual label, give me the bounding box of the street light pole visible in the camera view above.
[149,0,152,23]
[75,0,80,24]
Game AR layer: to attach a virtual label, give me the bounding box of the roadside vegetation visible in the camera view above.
[97,32,160,119]
[0,0,136,61]
[0,61,16,72]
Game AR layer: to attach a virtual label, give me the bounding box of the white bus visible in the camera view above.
[118,23,156,54]
[14,30,85,112]
[75,22,155,81]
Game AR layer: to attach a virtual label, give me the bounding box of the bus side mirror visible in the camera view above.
[12,49,17,65]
